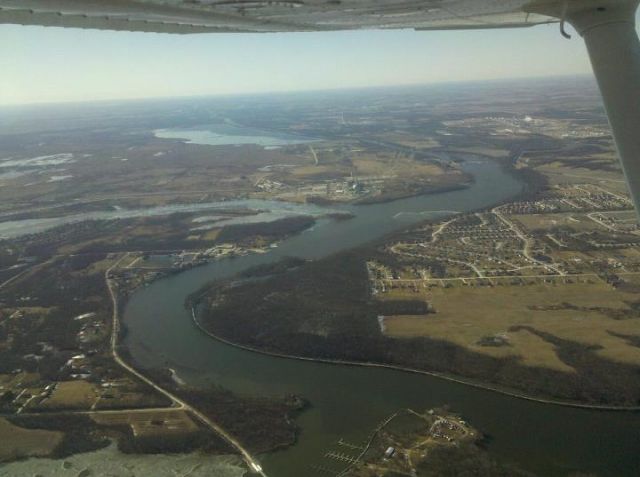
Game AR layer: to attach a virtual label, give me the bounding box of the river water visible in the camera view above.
[122,157,640,477]
[0,200,341,239]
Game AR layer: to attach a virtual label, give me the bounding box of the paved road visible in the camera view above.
[492,206,565,276]
[430,217,456,243]
[0,258,54,290]
[309,145,319,165]
[106,254,267,476]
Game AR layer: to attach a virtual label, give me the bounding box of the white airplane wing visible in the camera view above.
[0,0,555,34]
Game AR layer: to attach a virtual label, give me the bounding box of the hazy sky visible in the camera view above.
[1,19,636,105]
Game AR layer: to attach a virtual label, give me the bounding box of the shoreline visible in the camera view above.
[189,307,640,413]
[166,155,638,413]
[106,257,268,476]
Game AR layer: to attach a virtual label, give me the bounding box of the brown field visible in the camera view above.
[378,132,441,149]
[85,255,126,274]
[201,228,221,241]
[94,390,166,409]
[549,250,593,262]
[0,417,63,461]
[352,155,443,178]
[0,306,52,316]
[0,372,42,388]
[620,274,640,285]
[290,164,347,179]
[91,410,199,438]
[600,210,638,222]
[382,280,640,371]
[537,163,629,194]
[511,213,604,232]
[449,146,511,158]
[41,380,98,409]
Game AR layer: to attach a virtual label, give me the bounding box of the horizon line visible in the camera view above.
[0,72,594,110]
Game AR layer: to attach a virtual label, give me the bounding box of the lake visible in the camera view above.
[154,123,317,148]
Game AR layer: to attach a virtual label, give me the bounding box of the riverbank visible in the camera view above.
[190,306,640,412]
[121,156,640,477]
[189,151,640,409]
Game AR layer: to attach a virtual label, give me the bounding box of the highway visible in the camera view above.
[105,254,267,476]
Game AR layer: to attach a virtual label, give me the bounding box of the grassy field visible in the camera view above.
[448,146,511,158]
[82,254,126,275]
[289,163,346,179]
[93,388,171,410]
[382,280,640,372]
[201,229,221,241]
[0,372,44,389]
[511,212,604,232]
[91,410,199,438]
[537,163,629,194]
[286,149,453,187]
[378,132,441,149]
[41,380,98,410]
[0,417,63,461]
[352,154,443,178]
[601,210,638,222]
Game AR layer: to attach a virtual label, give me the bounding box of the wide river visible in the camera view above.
[123,157,640,477]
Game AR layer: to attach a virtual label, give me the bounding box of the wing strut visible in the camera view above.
[564,1,640,216]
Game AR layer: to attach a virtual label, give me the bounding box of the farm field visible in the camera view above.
[91,410,199,438]
[382,280,640,371]
[0,417,63,461]
[511,212,601,232]
[40,380,98,410]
